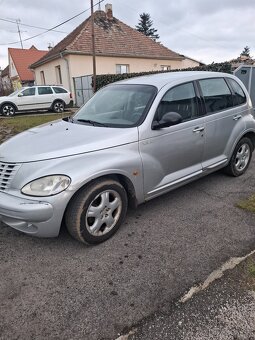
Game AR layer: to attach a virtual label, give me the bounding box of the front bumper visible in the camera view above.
[0,191,59,237]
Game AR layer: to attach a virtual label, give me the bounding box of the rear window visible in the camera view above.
[199,78,233,113]
[227,78,246,106]
[53,87,68,94]
[38,87,53,95]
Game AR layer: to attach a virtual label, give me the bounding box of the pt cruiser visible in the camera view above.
[0,72,255,244]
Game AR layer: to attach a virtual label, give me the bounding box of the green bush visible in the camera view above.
[93,62,232,91]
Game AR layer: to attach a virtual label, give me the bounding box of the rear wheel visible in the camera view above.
[65,179,128,244]
[223,137,253,176]
[52,100,65,113]
[1,103,16,116]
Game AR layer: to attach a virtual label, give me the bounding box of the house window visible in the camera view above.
[40,71,46,85]
[161,65,171,71]
[55,65,62,84]
[116,64,129,74]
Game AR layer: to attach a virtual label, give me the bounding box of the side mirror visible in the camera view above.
[152,112,182,130]
[18,93,23,97]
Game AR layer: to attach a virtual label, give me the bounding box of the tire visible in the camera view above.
[52,100,65,113]
[1,103,16,116]
[223,137,253,177]
[65,179,128,244]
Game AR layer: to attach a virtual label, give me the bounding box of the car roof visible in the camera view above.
[114,71,236,90]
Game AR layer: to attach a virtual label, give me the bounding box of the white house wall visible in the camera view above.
[34,58,70,91]
[9,55,18,78]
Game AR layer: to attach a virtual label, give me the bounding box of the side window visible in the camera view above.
[38,87,53,95]
[156,82,198,122]
[53,87,68,94]
[21,88,35,96]
[199,78,233,113]
[227,78,246,106]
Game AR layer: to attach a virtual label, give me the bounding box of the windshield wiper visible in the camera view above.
[76,119,108,127]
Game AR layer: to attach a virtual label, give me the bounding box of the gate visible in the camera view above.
[73,75,94,107]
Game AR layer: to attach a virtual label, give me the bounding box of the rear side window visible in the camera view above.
[227,78,246,106]
[53,87,68,94]
[38,87,53,95]
[199,78,233,113]
[22,88,35,96]
[156,82,198,122]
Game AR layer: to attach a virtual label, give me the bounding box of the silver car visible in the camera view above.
[0,71,255,244]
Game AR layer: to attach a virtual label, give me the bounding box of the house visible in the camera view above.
[0,65,12,95]
[229,55,255,71]
[8,46,47,90]
[30,4,201,103]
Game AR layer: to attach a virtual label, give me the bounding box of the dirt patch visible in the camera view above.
[0,124,15,144]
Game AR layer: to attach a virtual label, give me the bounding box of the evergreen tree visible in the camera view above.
[241,46,251,57]
[136,13,160,41]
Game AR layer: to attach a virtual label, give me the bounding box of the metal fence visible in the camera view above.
[73,75,94,107]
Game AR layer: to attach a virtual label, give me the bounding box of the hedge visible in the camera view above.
[93,61,232,91]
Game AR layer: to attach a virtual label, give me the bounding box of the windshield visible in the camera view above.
[8,89,21,97]
[73,84,157,127]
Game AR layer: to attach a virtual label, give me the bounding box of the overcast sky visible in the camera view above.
[0,0,255,69]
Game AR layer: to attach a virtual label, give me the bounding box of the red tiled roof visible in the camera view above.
[31,10,183,68]
[9,47,48,81]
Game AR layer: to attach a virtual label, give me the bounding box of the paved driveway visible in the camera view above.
[1,161,255,340]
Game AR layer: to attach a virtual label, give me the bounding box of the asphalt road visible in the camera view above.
[1,160,255,340]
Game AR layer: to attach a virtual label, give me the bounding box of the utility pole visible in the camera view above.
[90,0,96,92]
[16,19,23,49]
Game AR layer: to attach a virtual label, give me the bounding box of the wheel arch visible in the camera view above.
[0,101,18,112]
[241,131,255,151]
[64,173,138,218]
[51,98,65,109]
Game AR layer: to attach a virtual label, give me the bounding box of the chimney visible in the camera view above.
[48,43,53,51]
[105,4,113,20]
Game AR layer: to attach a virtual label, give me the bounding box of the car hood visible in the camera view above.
[0,120,139,163]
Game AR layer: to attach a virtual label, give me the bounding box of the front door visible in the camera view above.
[16,87,36,111]
[139,81,205,199]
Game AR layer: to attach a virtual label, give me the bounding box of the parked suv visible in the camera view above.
[0,72,255,244]
[0,85,72,116]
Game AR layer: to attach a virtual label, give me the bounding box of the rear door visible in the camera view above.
[37,86,54,109]
[198,77,246,170]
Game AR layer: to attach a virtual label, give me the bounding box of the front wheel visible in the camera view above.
[1,103,16,116]
[65,179,128,244]
[52,100,65,113]
[223,137,253,176]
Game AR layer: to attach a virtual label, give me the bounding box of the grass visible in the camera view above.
[246,257,255,291]
[248,259,255,278]
[0,113,70,135]
[237,195,255,214]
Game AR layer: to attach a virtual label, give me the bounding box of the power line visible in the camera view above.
[0,18,67,34]
[0,0,105,46]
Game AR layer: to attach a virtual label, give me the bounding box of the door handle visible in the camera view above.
[193,126,205,133]
[233,115,242,121]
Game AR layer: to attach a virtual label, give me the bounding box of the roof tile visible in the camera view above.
[31,11,182,67]
[9,47,48,81]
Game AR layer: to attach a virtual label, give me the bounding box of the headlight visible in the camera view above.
[21,175,71,197]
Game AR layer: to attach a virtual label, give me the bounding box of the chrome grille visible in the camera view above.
[0,162,21,191]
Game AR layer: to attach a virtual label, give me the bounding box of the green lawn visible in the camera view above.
[0,113,70,135]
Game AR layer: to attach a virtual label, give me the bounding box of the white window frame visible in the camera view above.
[116,64,129,74]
